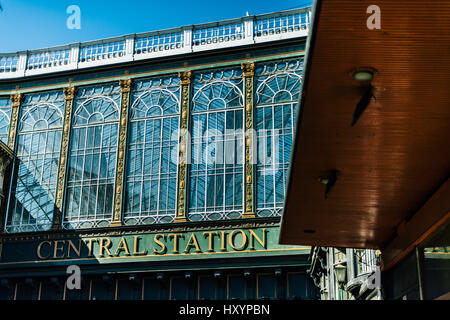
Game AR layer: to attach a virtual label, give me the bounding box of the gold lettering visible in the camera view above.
[37,241,52,260]
[114,237,131,256]
[53,240,66,259]
[168,233,184,253]
[85,238,98,257]
[153,234,166,255]
[99,238,113,257]
[32,229,267,261]
[203,231,218,252]
[220,231,227,251]
[229,229,248,251]
[184,233,201,253]
[67,239,82,258]
[249,228,266,249]
[133,236,147,255]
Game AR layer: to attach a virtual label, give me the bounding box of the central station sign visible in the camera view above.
[0,226,309,268]
[37,228,267,260]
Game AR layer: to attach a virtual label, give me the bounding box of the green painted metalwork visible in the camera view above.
[0,225,308,269]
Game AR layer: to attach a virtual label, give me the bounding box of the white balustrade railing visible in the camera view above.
[135,31,184,54]
[79,39,126,62]
[255,10,310,37]
[193,22,245,46]
[0,7,310,79]
[0,54,19,73]
[27,48,71,70]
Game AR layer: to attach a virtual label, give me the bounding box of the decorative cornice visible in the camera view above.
[0,51,305,97]
[0,218,281,243]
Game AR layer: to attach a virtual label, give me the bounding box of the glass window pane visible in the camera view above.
[15,283,39,300]
[228,275,250,300]
[170,277,195,300]
[40,280,64,300]
[257,274,276,300]
[198,276,216,300]
[64,279,90,300]
[90,279,114,300]
[116,279,141,300]
[124,76,180,225]
[5,90,64,233]
[143,278,170,300]
[63,83,120,229]
[255,59,303,217]
[0,283,15,300]
[0,97,12,144]
[199,276,224,300]
[287,273,308,299]
[188,68,244,221]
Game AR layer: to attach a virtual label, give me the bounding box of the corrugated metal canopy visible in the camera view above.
[279,0,450,257]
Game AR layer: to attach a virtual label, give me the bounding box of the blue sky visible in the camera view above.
[0,0,312,52]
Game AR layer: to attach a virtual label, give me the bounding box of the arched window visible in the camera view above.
[5,91,64,232]
[188,68,244,221]
[255,59,303,217]
[63,83,120,229]
[124,76,180,225]
[0,97,11,144]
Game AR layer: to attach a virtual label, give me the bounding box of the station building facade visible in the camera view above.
[0,8,319,300]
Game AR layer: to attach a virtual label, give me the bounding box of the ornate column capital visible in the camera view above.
[10,93,23,107]
[63,86,77,100]
[178,71,192,85]
[241,62,255,77]
[8,93,23,150]
[119,79,133,93]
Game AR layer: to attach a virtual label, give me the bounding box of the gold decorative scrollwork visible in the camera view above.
[8,93,23,150]
[175,71,192,223]
[111,79,132,227]
[52,86,77,229]
[241,63,256,218]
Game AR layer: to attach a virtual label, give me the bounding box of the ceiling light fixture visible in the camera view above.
[353,70,374,82]
[350,67,377,82]
[318,170,338,198]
